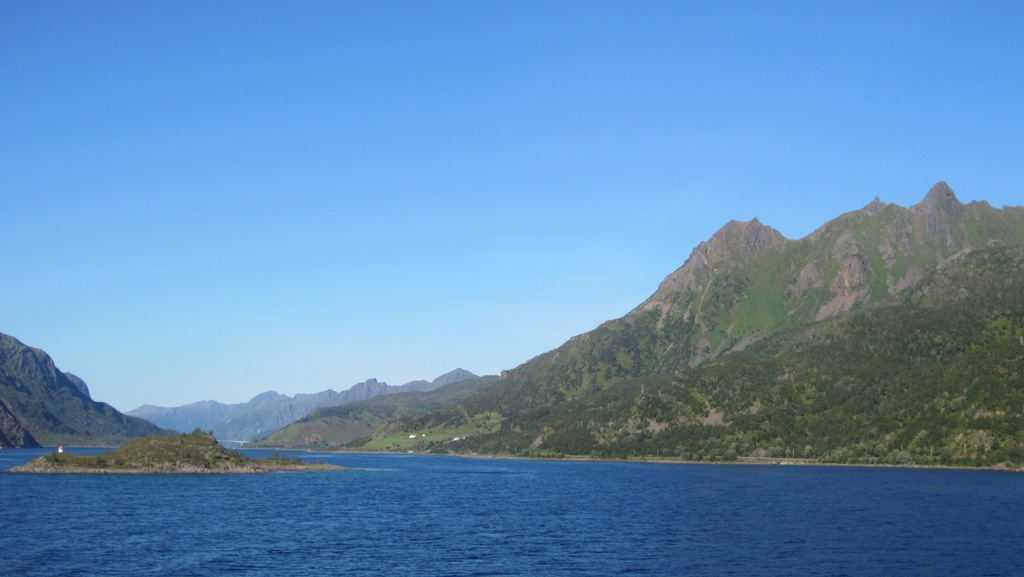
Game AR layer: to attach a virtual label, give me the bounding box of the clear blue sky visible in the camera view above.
[3,1,1022,411]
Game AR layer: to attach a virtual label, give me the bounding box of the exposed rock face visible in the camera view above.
[789,259,824,298]
[816,230,872,320]
[914,181,965,248]
[880,214,912,263]
[0,398,39,448]
[640,218,785,328]
[622,182,1024,367]
[649,219,784,297]
[863,196,888,214]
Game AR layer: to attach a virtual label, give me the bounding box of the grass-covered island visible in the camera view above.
[6,429,346,474]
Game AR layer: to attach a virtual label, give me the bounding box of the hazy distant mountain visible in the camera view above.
[128,369,478,441]
[254,375,498,449]
[129,381,384,441]
[427,368,479,388]
[0,332,167,448]
[345,183,1024,467]
[128,399,262,437]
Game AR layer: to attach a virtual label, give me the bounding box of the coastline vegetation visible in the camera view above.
[7,429,344,474]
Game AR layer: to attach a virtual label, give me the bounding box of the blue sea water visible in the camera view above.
[1,449,1022,576]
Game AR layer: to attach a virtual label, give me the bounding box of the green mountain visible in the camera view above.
[348,183,1024,466]
[488,183,1024,401]
[0,333,168,447]
[253,375,498,449]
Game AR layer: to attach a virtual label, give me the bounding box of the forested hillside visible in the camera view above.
[347,185,1024,467]
[419,246,1024,466]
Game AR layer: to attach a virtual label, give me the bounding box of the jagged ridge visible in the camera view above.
[129,369,480,442]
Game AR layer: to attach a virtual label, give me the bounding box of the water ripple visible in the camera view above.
[2,452,1023,576]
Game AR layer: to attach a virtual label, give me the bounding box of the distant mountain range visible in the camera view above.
[328,182,1024,467]
[127,368,479,441]
[0,333,167,448]
[252,375,499,449]
[0,326,482,447]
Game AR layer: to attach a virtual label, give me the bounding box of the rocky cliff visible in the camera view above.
[0,332,167,447]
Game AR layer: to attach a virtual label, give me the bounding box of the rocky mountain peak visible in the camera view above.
[705,218,784,259]
[629,181,1024,366]
[921,181,959,205]
[673,218,782,281]
[863,196,888,214]
[248,391,288,407]
[636,218,784,323]
[912,181,966,247]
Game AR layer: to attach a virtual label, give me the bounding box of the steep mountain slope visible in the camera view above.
[1,398,38,448]
[129,369,479,441]
[0,333,168,447]
[349,183,1024,466]
[454,183,1024,414]
[417,245,1021,465]
[254,375,498,449]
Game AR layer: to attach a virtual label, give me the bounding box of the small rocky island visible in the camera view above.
[7,429,345,474]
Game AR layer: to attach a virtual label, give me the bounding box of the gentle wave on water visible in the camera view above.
[2,450,1022,576]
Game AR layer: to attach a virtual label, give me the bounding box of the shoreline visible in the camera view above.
[2,434,349,475]
[3,454,347,474]
[298,447,1023,472]
[11,445,1018,474]
[4,460,347,475]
